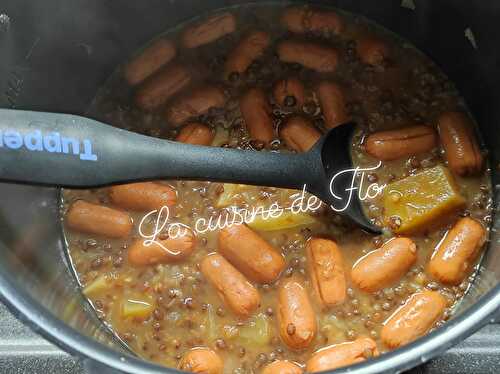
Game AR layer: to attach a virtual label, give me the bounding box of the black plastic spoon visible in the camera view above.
[0,109,381,233]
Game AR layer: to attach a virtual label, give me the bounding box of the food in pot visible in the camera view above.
[124,38,177,86]
[273,77,305,109]
[351,237,417,292]
[427,217,487,285]
[438,111,484,176]
[166,85,227,127]
[356,36,389,67]
[109,182,177,212]
[315,81,349,129]
[280,116,321,152]
[306,337,379,372]
[240,87,275,143]
[134,64,192,111]
[63,4,491,373]
[380,290,447,348]
[364,125,438,161]
[176,122,215,146]
[281,6,344,36]
[224,31,271,80]
[277,40,339,73]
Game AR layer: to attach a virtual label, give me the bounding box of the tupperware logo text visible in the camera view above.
[0,129,98,161]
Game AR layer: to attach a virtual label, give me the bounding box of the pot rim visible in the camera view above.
[0,239,499,374]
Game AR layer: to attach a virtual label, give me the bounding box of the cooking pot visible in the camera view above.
[0,0,499,373]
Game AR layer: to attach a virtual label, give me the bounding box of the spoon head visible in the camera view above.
[308,122,382,234]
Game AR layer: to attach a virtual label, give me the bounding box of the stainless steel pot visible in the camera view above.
[0,1,499,373]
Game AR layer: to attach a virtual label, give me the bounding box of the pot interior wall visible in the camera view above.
[0,0,499,368]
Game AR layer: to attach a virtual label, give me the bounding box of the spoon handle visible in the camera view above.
[0,109,313,189]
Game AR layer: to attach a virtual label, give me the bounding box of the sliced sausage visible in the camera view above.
[306,238,346,307]
[281,7,343,35]
[438,111,483,176]
[178,348,223,374]
[261,360,302,374]
[240,87,275,143]
[351,237,417,292]
[165,85,227,127]
[201,253,260,318]
[176,122,214,146]
[277,40,339,73]
[124,39,176,86]
[306,337,379,372]
[66,200,132,238]
[427,217,486,285]
[381,290,447,348]
[128,227,195,266]
[316,81,349,129]
[181,12,236,49]
[356,36,389,66]
[278,277,317,350]
[280,116,321,152]
[224,31,270,79]
[134,64,191,111]
[218,224,285,284]
[273,77,305,108]
[365,125,438,161]
[109,182,176,212]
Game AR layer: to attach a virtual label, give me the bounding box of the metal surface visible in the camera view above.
[1,301,499,374]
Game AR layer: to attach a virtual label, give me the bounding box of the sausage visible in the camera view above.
[134,64,191,111]
[365,125,438,161]
[128,227,195,266]
[224,31,271,79]
[178,348,223,374]
[124,39,176,86]
[165,85,227,127]
[306,337,379,372]
[218,224,285,284]
[351,237,417,292]
[181,12,236,49]
[66,200,132,238]
[239,87,275,143]
[176,122,214,146]
[356,36,389,66]
[201,253,260,318]
[277,40,339,73]
[306,238,346,307]
[261,360,302,374]
[316,81,349,129]
[278,277,317,350]
[427,217,486,285]
[273,77,305,108]
[281,7,343,35]
[109,182,176,212]
[381,290,447,348]
[280,116,321,152]
[438,111,483,176]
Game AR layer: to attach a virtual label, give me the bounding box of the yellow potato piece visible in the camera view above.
[216,183,249,208]
[383,165,465,234]
[248,210,317,231]
[122,298,154,319]
[83,274,111,297]
[238,313,271,345]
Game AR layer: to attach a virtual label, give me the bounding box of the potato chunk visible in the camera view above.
[248,210,317,231]
[383,165,465,233]
[122,298,155,319]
